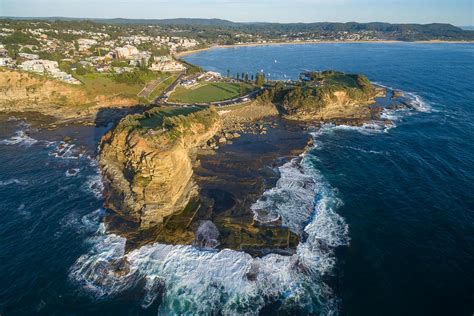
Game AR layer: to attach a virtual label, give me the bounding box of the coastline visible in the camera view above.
[175,39,474,58]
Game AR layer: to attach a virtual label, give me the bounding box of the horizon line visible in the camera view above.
[0,16,469,27]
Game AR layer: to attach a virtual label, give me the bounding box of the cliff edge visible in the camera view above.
[258,70,384,122]
[99,106,220,228]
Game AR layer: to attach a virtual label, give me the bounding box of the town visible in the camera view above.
[0,18,472,111]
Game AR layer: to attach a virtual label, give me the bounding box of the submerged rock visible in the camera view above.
[194,220,220,249]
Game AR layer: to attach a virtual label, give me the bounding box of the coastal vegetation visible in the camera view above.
[75,72,158,99]
[99,106,221,228]
[257,70,381,121]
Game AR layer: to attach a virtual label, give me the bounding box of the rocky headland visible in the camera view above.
[259,70,386,124]
[99,107,220,229]
[0,69,141,125]
[96,70,408,254]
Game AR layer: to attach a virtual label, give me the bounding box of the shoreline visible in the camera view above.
[176,39,474,58]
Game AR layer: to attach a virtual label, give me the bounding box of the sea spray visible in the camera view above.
[69,89,432,314]
[70,138,350,315]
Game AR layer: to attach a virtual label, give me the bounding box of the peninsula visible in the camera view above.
[97,69,406,254]
[0,17,426,253]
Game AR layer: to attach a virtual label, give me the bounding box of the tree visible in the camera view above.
[255,72,265,87]
[251,74,254,81]
[245,73,249,81]
[75,64,87,75]
[236,73,240,80]
[227,69,230,77]
[241,72,245,80]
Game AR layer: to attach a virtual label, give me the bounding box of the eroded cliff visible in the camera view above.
[259,70,384,122]
[0,69,138,123]
[99,107,221,228]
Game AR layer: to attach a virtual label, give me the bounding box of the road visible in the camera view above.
[138,74,183,99]
[152,73,184,104]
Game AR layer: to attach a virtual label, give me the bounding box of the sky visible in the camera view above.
[0,0,473,25]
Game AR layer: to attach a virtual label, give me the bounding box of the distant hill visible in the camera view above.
[2,17,473,41]
[0,16,237,27]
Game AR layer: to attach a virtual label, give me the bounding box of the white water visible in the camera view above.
[70,137,349,315]
[0,128,38,146]
[69,88,430,314]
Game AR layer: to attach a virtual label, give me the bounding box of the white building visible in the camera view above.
[18,53,39,60]
[19,60,80,84]
[77,38,98,50]
[0,57,14,67]
[149,59,186,72]
[115,45,139,59]
[20,60,59,73]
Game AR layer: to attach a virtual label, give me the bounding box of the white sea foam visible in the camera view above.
[0,129,38,146]
[70,144,348,314]
[0,179,29,186]
[334,144,387,155]
[83,174,104,199]
[403,92,432,113]
[49,142,80,160]
[66,168,80,177]
[251,156,319,234]
[313,121,391,137]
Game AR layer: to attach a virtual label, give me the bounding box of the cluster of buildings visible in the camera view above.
[0,22,205,85]
[118,35,199,52]
[149,55,186,72]
[0,44,14,67]
[19,59,81,84]
[181,71,222,87]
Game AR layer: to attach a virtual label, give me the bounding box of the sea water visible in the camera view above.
[1,43,473,315]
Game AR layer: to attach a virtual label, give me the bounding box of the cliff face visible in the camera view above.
[99,107,220,228]
[283,88,380,121]
[261,71,383,122]
[0,69,136,122]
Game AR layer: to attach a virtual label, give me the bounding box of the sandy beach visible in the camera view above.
[175,39,474,58]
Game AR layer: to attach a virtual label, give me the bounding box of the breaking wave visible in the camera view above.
[70,140,349,315]
[82,174,104,200]
[69,88,431,314]
[0,129,38,147]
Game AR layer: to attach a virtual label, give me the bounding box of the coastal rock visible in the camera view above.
[263,71,384,123]
[99,107,221,228]
[0,69,138,123]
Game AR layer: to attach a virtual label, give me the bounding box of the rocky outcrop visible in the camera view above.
[260,70,384,123]
[99,107,220,228]
[0,69,137,123]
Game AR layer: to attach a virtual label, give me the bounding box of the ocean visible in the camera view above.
[1,43,473,315]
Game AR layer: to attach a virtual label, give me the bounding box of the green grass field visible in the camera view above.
[169,82,255,103]
[76,72,169,102]
[76,73,146,99]
[139,106,201,129]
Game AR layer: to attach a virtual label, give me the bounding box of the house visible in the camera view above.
[0,57,14,67]
[18,53,40,60]
[20,60,59,73]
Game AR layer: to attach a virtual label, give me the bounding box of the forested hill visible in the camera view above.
[2,17,473,41]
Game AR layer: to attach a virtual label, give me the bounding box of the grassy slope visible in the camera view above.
[139,106,201,129]
[75,72,164,101]
[169,82,255,103]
